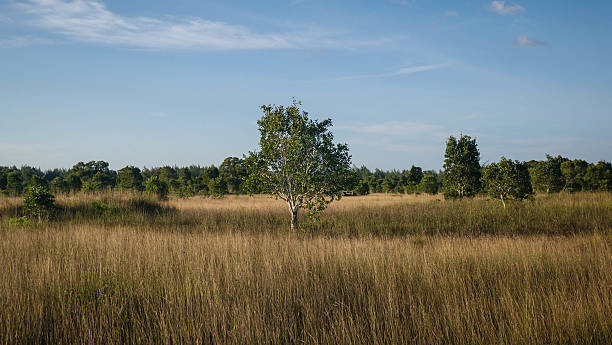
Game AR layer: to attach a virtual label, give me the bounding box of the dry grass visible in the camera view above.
[168,193,443,212]
[0,227,610,344]
[4,192,610,236]
[0,193,611,344]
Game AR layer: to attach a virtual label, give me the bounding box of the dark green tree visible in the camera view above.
[19,166,45,189]
[244,100,354,231]
[482,157,533,208]
[219,157,246,194]
[159,166,179,190]
[442,135,481,199]
[29,175,48,188]
[83,172,114,192]
[178,167,192,185]
[561,159,589,193]
[23,185,56,221]
[354,180,370,195]
[65,172,82,193]
[584,161,612,192]
[529,155,567,194]
[408,166,424,184]
[0,167,9,191]
[418,174,439,195]
[6,171,23,196]
[175,168,195,198]
[71,161,115,192]
[49,177,70,194]
[207,177,228,198]
[145,176,169,201]
[117,166,144,191]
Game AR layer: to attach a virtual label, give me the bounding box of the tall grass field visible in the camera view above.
[1,193,611,344]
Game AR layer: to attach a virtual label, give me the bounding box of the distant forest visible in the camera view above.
[1,155,611,198]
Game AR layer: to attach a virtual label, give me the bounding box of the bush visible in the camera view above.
[23,186,56,221]
[145,176,169,201]
[8,216,32,227]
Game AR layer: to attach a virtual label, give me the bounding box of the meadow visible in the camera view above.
[0,193,611,344]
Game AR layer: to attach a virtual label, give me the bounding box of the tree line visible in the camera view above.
[1,147,610,201]
[0,158,245,200]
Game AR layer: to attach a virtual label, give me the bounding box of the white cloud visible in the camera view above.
[13,0,386,51]
[514,34,546,46]
[442,11,459,17]
[489,1,524,15]
[335,64,449,80]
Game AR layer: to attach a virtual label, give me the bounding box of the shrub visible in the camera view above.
[23,186,56,221]
[8,216,32,227]
[145,176,169,201]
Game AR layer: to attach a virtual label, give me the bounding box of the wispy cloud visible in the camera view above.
[0,14,14,23]
[338,120,457,158]
[339,121,447,137]
[0,35,52,48]
[489,1,524,15]
[461,113,481,120]
[389,0,416,6]
[442,11,459,17]
[335,64,449,80]
[13,0,387,51]
[514,34,546,46]
[382,144,441,153]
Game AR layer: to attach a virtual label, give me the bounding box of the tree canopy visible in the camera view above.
[442,135,481,199]
[244,101,354,230]
[482,157,533,208]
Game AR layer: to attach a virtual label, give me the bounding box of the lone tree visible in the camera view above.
[481,157,533,208]
[442,134,481,199]
[244,100,354,231]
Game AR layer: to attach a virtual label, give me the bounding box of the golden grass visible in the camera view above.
[2,192,612,236]
[0,226,610,344]
[0,193,611,344]
[168,193,443,212]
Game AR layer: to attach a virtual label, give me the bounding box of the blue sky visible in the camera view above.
[1,0,611,170]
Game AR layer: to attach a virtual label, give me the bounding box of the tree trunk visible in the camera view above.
[500,194,506,209]
[290,208,299,231]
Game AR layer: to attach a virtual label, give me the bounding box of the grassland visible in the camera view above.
[0,193,611,344]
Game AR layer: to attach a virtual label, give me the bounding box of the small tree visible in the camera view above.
[23,186,56,221]
[482,157,533,208]
[145,176,169,201]
[354,180,370,195]
[442,135,481,199]
[561,159,588,193]
[244,100,354,231]
[6,171,23,196]
[118,166,144,192]
[208,177,228,198]
[418,174,439,195]
[584,161,612,192]
[50,177,70,194]
[219,157,247,194]
[408,166,424,184]
[529,155,567,194]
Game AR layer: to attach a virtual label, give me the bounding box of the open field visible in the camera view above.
[1,193,611,344]
[1,192,611,236]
